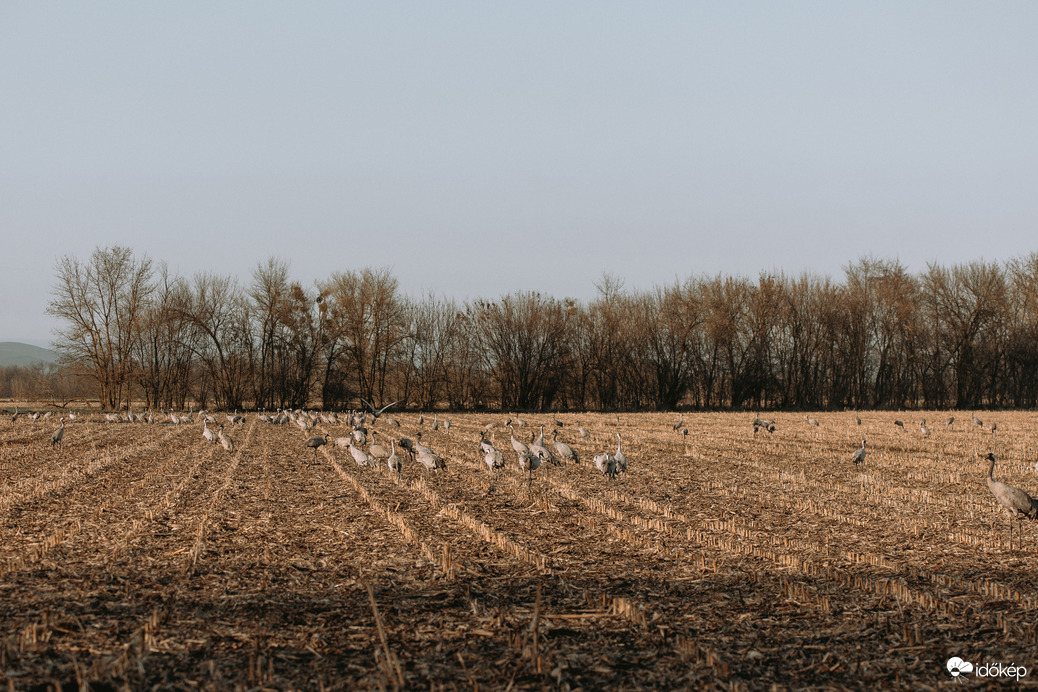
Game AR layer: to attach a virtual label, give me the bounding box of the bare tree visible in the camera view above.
[470,292,573,410]
[321,268,407,407]
[641,280,704,410]
[48,246,154,409]
[181,272,255,410]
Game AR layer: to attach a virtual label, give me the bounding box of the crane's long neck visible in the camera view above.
[988,456,996,480]
[616,433,622,454]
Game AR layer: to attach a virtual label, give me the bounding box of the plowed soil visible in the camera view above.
[2,410,1037,690]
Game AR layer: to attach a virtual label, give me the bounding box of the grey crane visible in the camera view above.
[508,425,530,458]
[413,431,436,458]
[367,430,390,460]
[398,436,417,462]
[518,449,541,485]
[983,452,1038,550]
[854,412,862,426]
[431,413,439,431]
[306,434,329,464]
[919,419,931,438]
[946,416,955,427]
[614,433,628,474]
[594,451,618,480]
[552,430,579,464]
[51,417,65,447]
[753,415,775,435]
[894,420,904,429]
[673,413,684,432]
[851,438,866,465]
[529,435,560,467]
[806,415,820,427]
[478,430,497,455]
[416,447,446,474]
[753,419,775,436]
[10,406,19,423]
[202,420,217,444]
[359,398,401,420]
[484,446,505,474]
[577,422,590,438]
[973,414,984,428]
[349,440,374,467]
[387,441,403,476]
[217,425,235,453]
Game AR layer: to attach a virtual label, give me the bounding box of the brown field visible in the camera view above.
[1,408,1037,690]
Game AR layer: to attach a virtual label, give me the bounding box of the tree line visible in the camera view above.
[45,246,1038,412]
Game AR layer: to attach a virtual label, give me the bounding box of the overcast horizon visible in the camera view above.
[4,2,1038,348]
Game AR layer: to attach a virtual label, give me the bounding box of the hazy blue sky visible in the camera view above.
[4,3,1038,347]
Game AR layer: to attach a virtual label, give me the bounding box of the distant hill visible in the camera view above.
[0,342,60,368]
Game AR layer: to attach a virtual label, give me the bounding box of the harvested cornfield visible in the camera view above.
[1,409,1037,690]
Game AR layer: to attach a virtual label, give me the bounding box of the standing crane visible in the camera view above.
[983,452,1038,550]
[478,431,497,456]
[203,420,217,444]
[387,440,403,476]
[306,434,329,464]
[594,451,618,480]
[416,447,446,474]
[919,419,931,438]
[484,446,505,475]
[217,425,235,453]
[349,441,374,467]
[518,449,541,485]
[614,433,628,474]
[508,425,530,458]
[552,430,579,464]
[851,438,866,465]
[50,418,65,447]
[367,430,390,460]
[672,413,684,432]
[529,425,559,466]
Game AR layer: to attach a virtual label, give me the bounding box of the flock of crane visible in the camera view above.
[754,410,1038,550]
[8,400,632,486]
[7,401,1038,549]
[289,404,631,485]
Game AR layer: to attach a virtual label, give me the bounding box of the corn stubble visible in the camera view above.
[0,408,1036,689]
